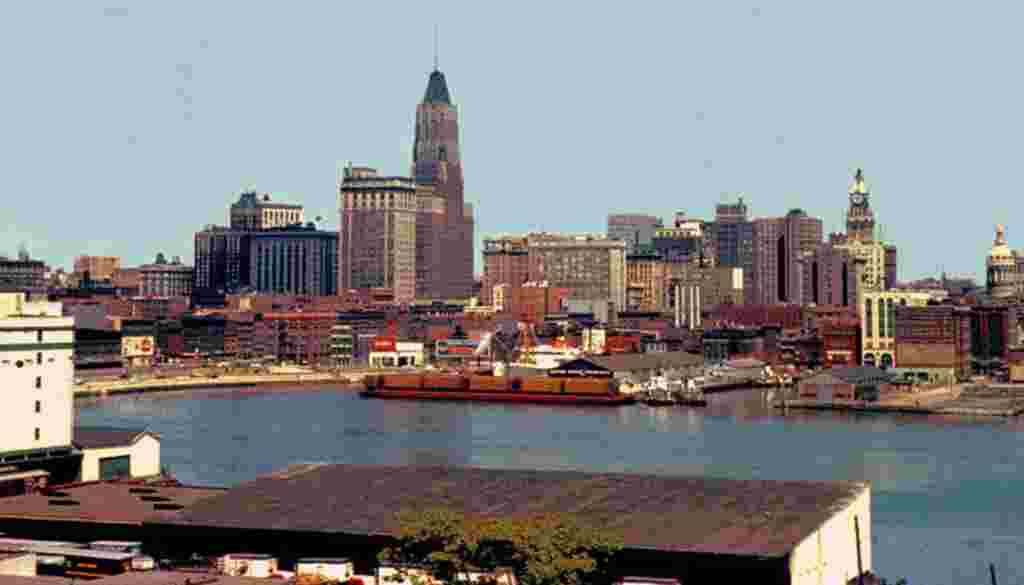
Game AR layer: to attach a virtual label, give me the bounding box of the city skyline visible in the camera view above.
[4,2,1023,281]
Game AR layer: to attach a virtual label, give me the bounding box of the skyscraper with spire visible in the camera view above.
[412,67,475,299]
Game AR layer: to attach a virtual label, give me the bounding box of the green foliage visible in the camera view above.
[379,507,622,585]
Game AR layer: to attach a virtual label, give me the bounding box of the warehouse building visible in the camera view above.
[797,366,895,403]
[150,464,872,585]
[0,464,873,585]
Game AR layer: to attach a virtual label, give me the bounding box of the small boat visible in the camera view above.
[642,388,677,406]
[640,375,707,407]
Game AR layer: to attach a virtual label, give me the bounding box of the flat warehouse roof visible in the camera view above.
[163,464,868,558]
[0,483,226,525]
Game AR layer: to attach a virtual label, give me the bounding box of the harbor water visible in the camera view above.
[76,386,1024,585]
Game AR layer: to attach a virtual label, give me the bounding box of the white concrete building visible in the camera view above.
[0,293,161,494]
[0,293,76,492]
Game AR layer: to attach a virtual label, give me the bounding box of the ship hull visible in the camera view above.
[642,398,708,407]
[360,388,634,406]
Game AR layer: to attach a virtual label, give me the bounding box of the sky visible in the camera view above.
[2,2,1021,282]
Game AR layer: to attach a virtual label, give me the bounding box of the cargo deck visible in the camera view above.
[362,373,635,405]
[360,388,635,405]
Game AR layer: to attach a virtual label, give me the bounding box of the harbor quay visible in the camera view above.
[0,463,874,585]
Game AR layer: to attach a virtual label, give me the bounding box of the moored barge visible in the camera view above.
[362,373,635,405]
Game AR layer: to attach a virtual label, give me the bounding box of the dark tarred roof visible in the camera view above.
[0,482,225,525]
[162,464,868,558]
[74,426,155,450]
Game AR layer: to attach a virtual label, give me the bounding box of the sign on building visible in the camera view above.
[435,339,478,360]
[582,328,606,354]
[121,336,155,358]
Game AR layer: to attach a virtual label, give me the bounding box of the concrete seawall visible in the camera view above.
[73,372,372,398]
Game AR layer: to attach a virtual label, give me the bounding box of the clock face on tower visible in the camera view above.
[851,194,864,206]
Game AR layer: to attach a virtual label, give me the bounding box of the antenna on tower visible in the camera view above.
[433,24,440,71]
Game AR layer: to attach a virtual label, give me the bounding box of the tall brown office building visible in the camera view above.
[412,68,475,299]
[751,210,823,305]
[338,168,418,304]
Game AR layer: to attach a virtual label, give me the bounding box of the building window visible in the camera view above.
[35,400,40,413]
[34,428,40,441]
[865,299,873,340]
[35,376,41,389]
[98,455,131,481]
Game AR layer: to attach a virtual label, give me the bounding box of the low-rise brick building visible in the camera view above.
[820,318,861,367]
[262,312,335,365]
[706,304,803,331]
[494,282,569,324]
[894,304,972,383]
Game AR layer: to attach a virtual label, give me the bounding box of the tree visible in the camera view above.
[379,507,622,585]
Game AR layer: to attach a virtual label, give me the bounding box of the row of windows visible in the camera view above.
[1,352,56,368]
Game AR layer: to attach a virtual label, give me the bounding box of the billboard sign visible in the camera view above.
[435,339,478,359]
[122,336,155,358]
[372,338,396,352]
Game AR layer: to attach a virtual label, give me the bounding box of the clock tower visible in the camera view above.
[846,168,875,243]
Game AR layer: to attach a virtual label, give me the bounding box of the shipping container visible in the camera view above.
[380,374,423,389]
[520,377,564,394]
[421,374,468,391]
[563,378,613,395]
[467,375,510,392]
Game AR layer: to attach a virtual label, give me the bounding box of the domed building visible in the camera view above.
[986,224,1019,301]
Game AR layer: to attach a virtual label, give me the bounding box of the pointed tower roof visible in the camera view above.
[850,168,868,195]
[423,69,452,105]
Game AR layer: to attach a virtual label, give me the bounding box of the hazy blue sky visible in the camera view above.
[2,2,1020,281]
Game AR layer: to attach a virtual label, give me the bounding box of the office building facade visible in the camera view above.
[751,210,823,305]
[140,254,193,298]
[860,290,932,368]
[607,214,664,254]
[250,227,338,297]
[230,192,303,230]
[481,236,530,306]
[712,197,755,300]
[338,168,418,303]
[0,256,46,299]
[73,256,121,282]
[528,235,627,312]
